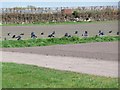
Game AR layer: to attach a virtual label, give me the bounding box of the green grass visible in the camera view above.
[0,62,2,90]
[2,63,118,88]
[1,20,117,26]
[1,36,120,48]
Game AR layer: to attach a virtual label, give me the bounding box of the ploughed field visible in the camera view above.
[2,42,118,61]
[1,21,118,40]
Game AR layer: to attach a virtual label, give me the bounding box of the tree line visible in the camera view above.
[1,6,119,24]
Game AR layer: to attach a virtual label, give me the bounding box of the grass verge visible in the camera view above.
[2,63,118,88]
[1,20,117,26]
[1,36,120,48]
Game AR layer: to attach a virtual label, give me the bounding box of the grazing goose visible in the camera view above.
[52,31,55,35]
[82,31,88,37]
[41,32,44,35]
[48,34,54,38]
[117,32,119,35]
[20,33,24,35]
[16,35,22,40]
[7,33,11,36]
[31,32,37,38]
[74,31,78,34]
[12,35,16,38]
[64,33,68,37]
[109,31,112,33]
[68,35,72,38]
[98,30,104,36]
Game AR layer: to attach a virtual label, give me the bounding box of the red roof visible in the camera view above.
[61,9,72,15]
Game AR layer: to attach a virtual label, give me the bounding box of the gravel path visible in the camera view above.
[1,51,118,77]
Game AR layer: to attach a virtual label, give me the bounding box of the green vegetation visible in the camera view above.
[0,21,94,26]
[1,36,120,48]
[2,63,118,88]
[0,20,117,26]
[0,62,2,89]
[72,10,80,18]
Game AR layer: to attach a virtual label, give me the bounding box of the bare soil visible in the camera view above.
[2,42,118,61]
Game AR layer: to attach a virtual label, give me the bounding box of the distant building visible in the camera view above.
[61,9,73,15]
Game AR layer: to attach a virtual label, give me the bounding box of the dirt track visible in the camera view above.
[1,21,118,40]
[2,42,118,61]
[1,51,118,77]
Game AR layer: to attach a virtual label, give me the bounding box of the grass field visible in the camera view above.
[2,63,118,88]
[0,20,116,26]
[1,36,120,48]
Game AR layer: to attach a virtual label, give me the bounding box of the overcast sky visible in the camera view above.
[1,0,119,8]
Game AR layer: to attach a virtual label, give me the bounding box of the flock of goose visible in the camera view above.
[3,30,120,40]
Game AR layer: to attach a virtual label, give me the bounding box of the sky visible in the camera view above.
[1,1,119,8]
